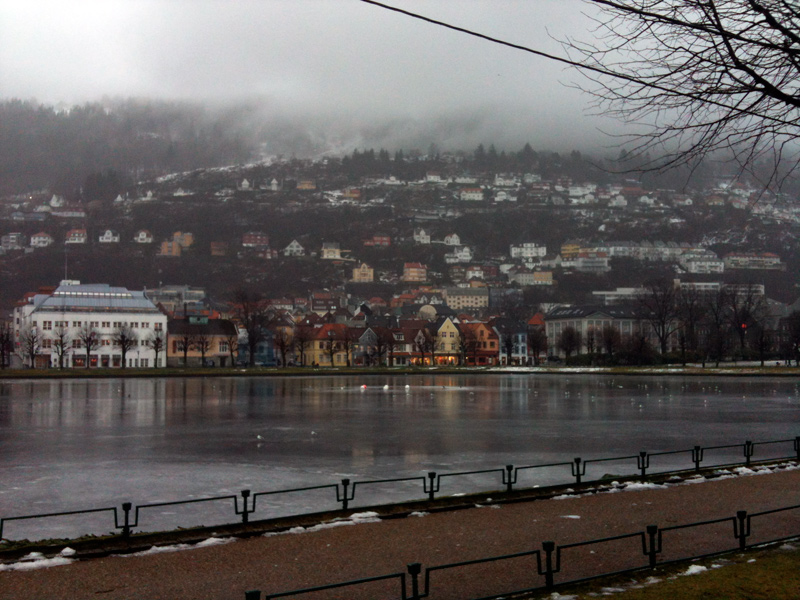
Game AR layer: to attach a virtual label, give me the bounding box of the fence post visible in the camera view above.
[241,489,251,524]
[121,502,132,538]
[426,472,437,501]
[505,464,514,493]
[340,478,350,510]
[571,457,584,484]
[735,510,750,550]
[542,541,556,588]
[743,441,754,467]
[407,562,422,600]
[692,445,703,472]
[794,436,800,462]
[244,591,260,600]
[638,451,649,479]
[644,525,660,567]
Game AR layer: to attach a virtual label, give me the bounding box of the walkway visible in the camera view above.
[1,468,799,600]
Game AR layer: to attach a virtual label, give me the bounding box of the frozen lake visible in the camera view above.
[1,373,798,540]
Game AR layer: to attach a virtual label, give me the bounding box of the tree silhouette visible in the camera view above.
[567,1,800,184]
[78,324,99,368]
[52,326,71,369]
[113,324,138,368]
[558,326,582,362]
[148,330,166,368]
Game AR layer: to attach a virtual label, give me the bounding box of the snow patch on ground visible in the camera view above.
[265,512,382,537]
[621,482,668,491]
[0,551,75,572]
[119,536,235,558]
[681,564,708,576]
[560,515,581,519]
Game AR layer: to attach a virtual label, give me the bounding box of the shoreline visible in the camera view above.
[0,364,799,380]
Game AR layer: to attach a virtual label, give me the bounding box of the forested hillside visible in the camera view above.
[0,99,254,197]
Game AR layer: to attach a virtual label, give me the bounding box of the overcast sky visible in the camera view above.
[1,0,617,150]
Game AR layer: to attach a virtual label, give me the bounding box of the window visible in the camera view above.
[102,321,110,328]
[154,322,163,331]
[131,322,139,328]
[102,339,110,346]
[141,322,150,329]
[73,321,82,328]
[42,338,52,348]
[90,321,99,328]
[220,342,229,353]
[113,322,122,328]
[72,340,81,348]
[141,358,149,367]
[42,321,52,330]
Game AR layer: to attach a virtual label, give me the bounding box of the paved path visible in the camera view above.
[2,468,799,600]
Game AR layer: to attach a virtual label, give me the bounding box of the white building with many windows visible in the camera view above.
[13,280,168,368]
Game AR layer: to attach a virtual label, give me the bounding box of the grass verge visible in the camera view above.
[524,542,800,600]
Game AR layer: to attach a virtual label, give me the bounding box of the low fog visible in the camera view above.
[0,0,618,155]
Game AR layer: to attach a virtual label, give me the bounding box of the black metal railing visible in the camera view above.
[246,502,800,600]
[1,435,797,542]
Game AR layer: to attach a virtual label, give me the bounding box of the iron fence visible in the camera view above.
[246,503,800,599]
[1,435,797,542]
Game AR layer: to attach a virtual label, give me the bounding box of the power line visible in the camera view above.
[357,0,794,128]
[358,0,584,71]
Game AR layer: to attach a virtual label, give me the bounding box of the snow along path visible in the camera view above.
[1,468,799,600]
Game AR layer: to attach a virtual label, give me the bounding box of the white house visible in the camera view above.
[65,229,87,244]
[494,191,517,202]
[680,251,725,274]
[133,230,154,244]
[321,242,342,260]
[413,228,431,244]
[444,245,474,264]
[30,232,54,248]
[494,174,519,187]
[608,195,628,208]
[284,239,305,257]
[1,232,25,250]
[510,242,547,260]
[459,188,484,202]
[443,233,461,246]
[98,230,120,243]
[13,280,168,368]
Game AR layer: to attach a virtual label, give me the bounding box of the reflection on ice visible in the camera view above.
[0,374,798,540]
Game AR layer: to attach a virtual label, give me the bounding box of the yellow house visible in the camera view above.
[158,240,182,257]
[304,324,354,367]
[432,317,461,365]
[167,318,238,367]
[352,263,374,283]
[560,241,582,259]
[174,231,194,248]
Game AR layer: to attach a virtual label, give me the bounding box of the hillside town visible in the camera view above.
[2,148,800,368]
